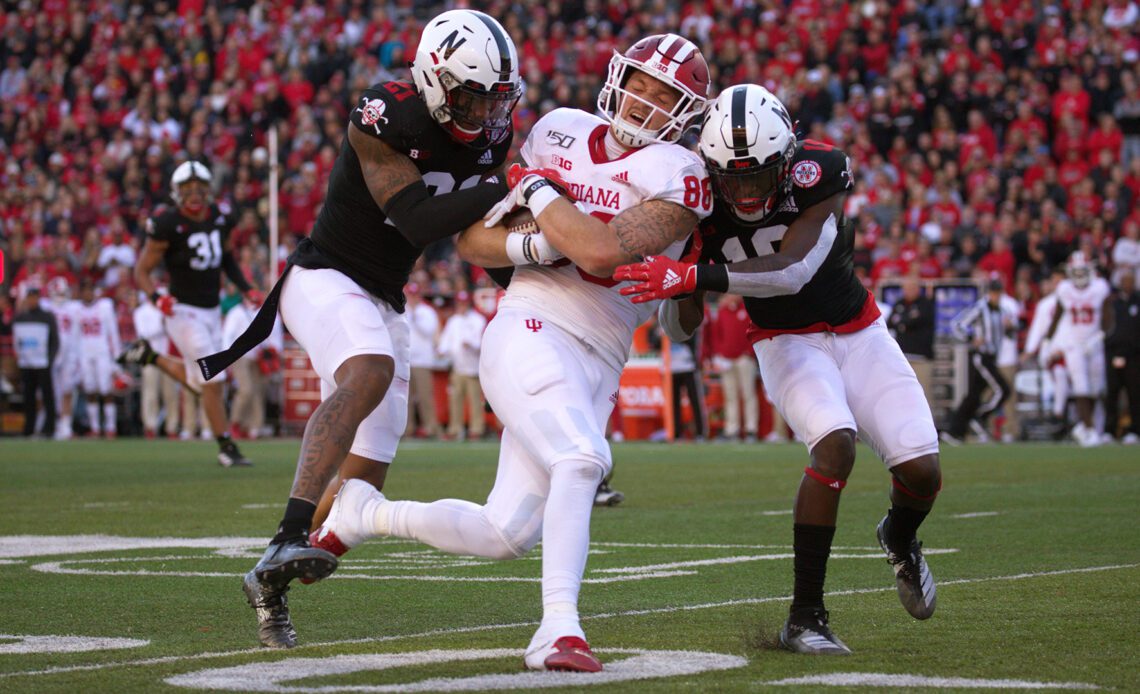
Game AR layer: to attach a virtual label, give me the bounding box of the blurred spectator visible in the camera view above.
[437,291,486,441]
[886,276,936,413]
[405,283,441,439]
[133,293,180,439]
[12,287,57,437]
[1104,271,1140,443]
[709,294,757,442]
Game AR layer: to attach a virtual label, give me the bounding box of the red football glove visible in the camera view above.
[155,294,176,316]
[613,256,698,304]
[505,163,575,200]
[244,289,264,306]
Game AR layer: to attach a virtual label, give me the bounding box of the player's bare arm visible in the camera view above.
[540,197,697,276]
[134,238,169,298]
[347,124,422,208]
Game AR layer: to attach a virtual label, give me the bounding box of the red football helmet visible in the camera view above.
[597,34,710,148]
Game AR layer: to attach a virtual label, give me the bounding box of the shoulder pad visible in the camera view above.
[350,83,425,149]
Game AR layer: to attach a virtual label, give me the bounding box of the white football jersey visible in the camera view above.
[1053,277,1110,347]
[75,297,121,358]
[45,298,82,367]
[503,108,712,370]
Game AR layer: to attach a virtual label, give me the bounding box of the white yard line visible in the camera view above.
[1,562,1135,681]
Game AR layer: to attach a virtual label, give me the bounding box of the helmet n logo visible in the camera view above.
[436,30,467,60]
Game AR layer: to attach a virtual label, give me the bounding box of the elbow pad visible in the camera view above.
[658,299,697,343]
[383,179,508,248]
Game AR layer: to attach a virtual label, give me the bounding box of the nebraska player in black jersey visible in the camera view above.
[120,160,254,467]
[616,85,942,655]
[199,10,523,649]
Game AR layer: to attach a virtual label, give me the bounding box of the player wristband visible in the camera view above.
[505,232,532,265]
[520,178,562,217]
[695,264,729,293]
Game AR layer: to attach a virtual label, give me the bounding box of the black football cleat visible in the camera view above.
[117,339,156,367]
[242,569,297,648]
[594,481,625,507]
[778,607,852,655]
[877,515,937,619]
[218,439,253,467]
[252,538,338,587]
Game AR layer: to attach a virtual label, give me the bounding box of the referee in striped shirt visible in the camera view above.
[943,277,1017,444]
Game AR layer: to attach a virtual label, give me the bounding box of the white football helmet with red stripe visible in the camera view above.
[597,34,711,149]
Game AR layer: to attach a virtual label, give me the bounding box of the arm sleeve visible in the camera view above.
[222,251,253,293]
[383,179,509,249]
[950,303,980,343]
[718,212,840,297]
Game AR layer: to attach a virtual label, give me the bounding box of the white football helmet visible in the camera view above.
[597,33,710,149]
[699,84,796,220]
[1066,251,1092,288]
[411,10,522,147]
[170,160,213,207]
[47,276,71,302]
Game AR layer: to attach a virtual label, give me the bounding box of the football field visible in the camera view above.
[0,438,1137,692]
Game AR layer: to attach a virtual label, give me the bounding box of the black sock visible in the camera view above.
[790,523,836,614]
[271,498,317,545]
[216,433,232,448]
[885,505,929,551]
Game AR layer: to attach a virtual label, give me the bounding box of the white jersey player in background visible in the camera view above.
[75,279,122,437]
[314,33,712,672]
[1044,252,1112,445]
[44,277,81,439]
[1022,269,1070,425]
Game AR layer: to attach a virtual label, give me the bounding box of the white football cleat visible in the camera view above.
[311,479,386,557]
[524,633,602,672]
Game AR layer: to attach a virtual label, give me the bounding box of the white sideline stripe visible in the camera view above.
[761,510,794,516]
[950,511,1001,519]
[766,672,1099,689]
[593,550,958,575]
[2,562,1136,681]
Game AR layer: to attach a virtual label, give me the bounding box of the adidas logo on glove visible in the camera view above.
[661,268,682,290]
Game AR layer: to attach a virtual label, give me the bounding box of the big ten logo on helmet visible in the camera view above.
[545,131,576,148]
[550,153,572,171]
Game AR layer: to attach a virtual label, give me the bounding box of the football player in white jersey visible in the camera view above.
[44,277,81,440]
[314,33,712,672]
[1022,269,1070,423]
[75,279,122,437]
[616,85,942,654]
[1042,252,1112,446]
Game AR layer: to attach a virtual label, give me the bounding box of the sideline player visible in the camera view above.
[76,279,122,437]
[615,84,942,655]
[44,277,81,439]
[199,9,526,649]
[314,33,712,672]
[1039,252,1112,446]
[118,160,254,465]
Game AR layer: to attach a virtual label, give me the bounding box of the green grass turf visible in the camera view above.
[0,438,1137,692]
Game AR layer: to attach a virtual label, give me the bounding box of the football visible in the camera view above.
[503,208,539,234]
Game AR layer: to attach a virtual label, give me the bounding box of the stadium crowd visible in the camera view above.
[1,0,1139,442]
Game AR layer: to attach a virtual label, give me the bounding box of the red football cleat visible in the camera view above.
[537,636,602,673]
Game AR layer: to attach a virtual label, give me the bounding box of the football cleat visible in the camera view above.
[242,569,297,648]
[778,608,852,655]
[938,431,962,447]
[877,515,937,620]
[116,339,156,367]
[218,439,253,467]
[594,482,625,507]
[314,479,385,553]
[252,537,338,588]
[525,635,602,672]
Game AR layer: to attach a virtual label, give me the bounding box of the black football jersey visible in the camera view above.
[292,81,512,312]
[699,140,866,332]
[146,204,236,308]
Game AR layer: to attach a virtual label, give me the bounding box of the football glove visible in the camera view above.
[484,164,575,228]
[613,256,698,304]
[154,293,176,317]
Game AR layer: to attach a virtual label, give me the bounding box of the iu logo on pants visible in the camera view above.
[525,318,543,332]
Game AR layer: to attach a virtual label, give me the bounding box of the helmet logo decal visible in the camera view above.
[436,30,467,60]
[792,160,822,188]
